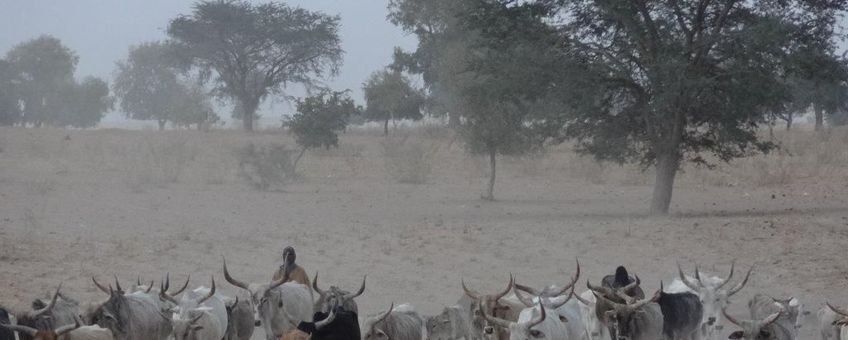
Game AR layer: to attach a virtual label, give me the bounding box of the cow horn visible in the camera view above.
[554,259,581,297]
[137,276,142,287]
[550,285,574,310]
[145,281,154,294]
[572,291,592,306]
[479,301,513,329]
[760,312,781,327]
[677,262,700,291]
[495,274,514,301]
[587,280,614,297]
[164,272,171,292]
[514,282,541,297]
[461,279,481,300]
[722,308,743,326]
[512,283,536,307]
[716,260,736,290]
[727,265,753,297]
[622,275,640,293]
[528,300,546,329]
[197,276,216,305]
[343,275,366,300]
[313,272,326,296]
[315,308,337,330]
[827,302,848,317]
[159,290,179,305]
[54,319,80,337]
[114,275,124,293]
[191,313,204,325]
[376,303,394,323]
[223,258,250,291]
[34,283,62,317]
[0,323,38,336]
[170,275,191,296]
[92,277,111,295]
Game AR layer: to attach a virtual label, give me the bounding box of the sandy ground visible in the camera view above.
[1,127,847,340]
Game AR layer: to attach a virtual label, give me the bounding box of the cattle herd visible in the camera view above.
[2,256,848,340]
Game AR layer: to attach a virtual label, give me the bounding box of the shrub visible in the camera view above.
[236,143,296,190]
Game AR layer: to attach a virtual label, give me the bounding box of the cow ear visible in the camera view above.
[559,315,568,323]
[728,331,744,339]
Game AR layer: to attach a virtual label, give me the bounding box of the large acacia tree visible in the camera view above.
[555,0,846,214]
[167,0,343,131]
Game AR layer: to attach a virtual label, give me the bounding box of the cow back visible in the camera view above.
[657,292,703,339]
[0,307,13,340]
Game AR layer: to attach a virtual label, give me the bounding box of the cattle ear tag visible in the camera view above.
[728,331,744,339]
[559,315,568,323]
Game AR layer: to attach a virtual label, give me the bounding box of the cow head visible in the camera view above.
[312,272,365,314]
[0,319,80,340]
[462,274,515,338]
[588,274,643,327]
[426,306,464,340]
[480,300,566,340]
[281,306,336,340]
[677,262,752,329]
[171,312,206,340]
[223,258,307,340]
[770,297,806,329]
[15,284,72,340]
[722,308,781,340]
[592,290,659,340]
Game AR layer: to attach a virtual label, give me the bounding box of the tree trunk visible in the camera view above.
[786,112,793,131]
[483,147,496,201]
[650,151,680,215]
[241,97,259,132]
[383,118,389,136]
[815,103,824,131]
[157,120,166,131]
[291,147,307,174]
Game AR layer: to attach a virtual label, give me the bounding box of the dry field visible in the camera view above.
[1,126,847,339]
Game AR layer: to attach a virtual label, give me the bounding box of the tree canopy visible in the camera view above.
[286,90,359,172]
[362,69,425,136]
[167,0,343,131]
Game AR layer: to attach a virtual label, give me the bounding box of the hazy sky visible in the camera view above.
[0,0,418,127]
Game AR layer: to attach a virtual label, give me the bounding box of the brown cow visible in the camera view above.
[1,320,80,340]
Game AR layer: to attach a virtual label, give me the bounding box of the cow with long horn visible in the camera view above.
[89,283,171,340]
[481,298,572,340]
[746,293,800,340]
[362,303,424,340]
[312,273,366,314]
[171,277,228,340]
[666,261,753,340]
[588,268,644,340]
[722,308,781,340]
[223,257,312,340]
[819,302,848,340]
[461,275,525,340]
[15,284,80,340]
[513,284,586,340]
[592,289,664,340]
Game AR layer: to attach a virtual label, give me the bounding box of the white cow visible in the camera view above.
[171,279,228,340]
[667,262,752,340]
[223,259,313,340]
[571,290,610,340]
[480,301,571,340]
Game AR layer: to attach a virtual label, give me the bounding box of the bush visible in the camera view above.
[382,136,439,184]
[236,143,296,190]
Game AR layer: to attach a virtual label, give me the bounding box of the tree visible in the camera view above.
[555,0,845,214]
[55,76,113,128]
[387,0,470,126]
[5,35,78,127]
[167,0,343,131]
[171,80,219,130]
[437,1,564,201]
[285,90,358,172]
[785,44,848,131]
[362,69,424,136]
[113,41,186,130]
[0,59,21,126]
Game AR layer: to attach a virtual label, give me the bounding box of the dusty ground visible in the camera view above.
[1,126,847,340]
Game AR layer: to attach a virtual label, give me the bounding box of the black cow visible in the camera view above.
[655,282,704,340]
[285,307,360,340]
[0,306,14,340]
[593,266,646,340]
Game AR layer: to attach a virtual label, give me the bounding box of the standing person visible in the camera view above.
[273,246,311,287]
